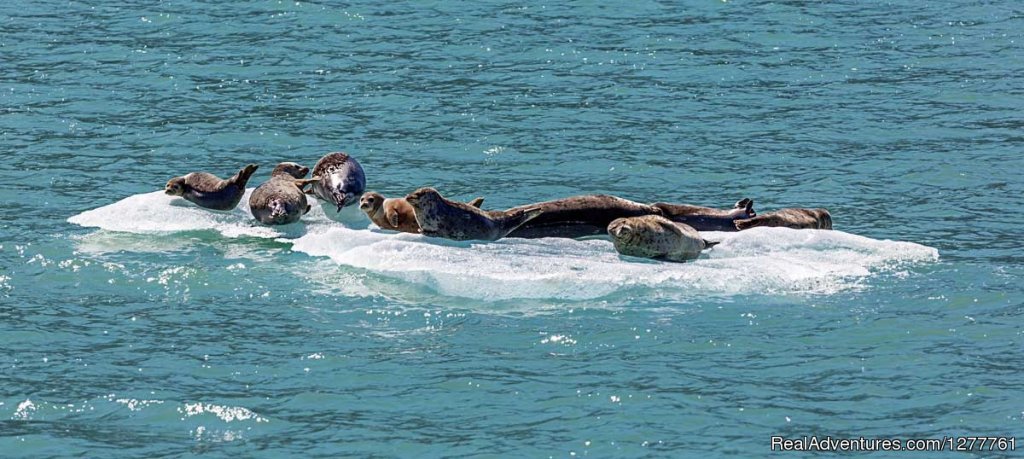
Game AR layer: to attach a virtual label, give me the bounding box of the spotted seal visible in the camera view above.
[607,215,718,262]
[248,162,318,225]
[405,187,542,241]
[164,164,259,211]
[359,191,484,234]
[734,208,832,230]
[652,198,756,232]
[309,152,366,211]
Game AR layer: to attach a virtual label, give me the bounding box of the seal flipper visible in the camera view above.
[235,164,259,183]
[734,216,763,231]
[467,197,485,208]
[496,207,544,238]
[293,178,320,191]
[703,239,720,249]
[385,207,400,228]
[734,198,755,217]
[304,204,311,215]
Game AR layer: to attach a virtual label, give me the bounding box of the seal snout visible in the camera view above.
[358,193,377,211]
[332,190,348,212]
[608,219,633,240]
[165,178,184,196]
[613,224,632,238]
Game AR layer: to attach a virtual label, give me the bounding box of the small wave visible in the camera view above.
[2,394,268,426]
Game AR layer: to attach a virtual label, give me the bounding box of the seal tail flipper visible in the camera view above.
[521,207,544,224]
[467,197,485,208]
[499,207,544,238]
[238,163,259,180]
[293,178,319,191]
[303,176,321,194]
[703,239,720,249]
[734,198,755,217]
[734,216,762,231]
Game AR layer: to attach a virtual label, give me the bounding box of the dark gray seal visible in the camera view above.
[505,195,663,239]
[309,152,366,211]
[607,215,718,262]
[735,208,832,230]
[652,198,756,232]
[248,162,318,225]
[405,187,543,241]
[504,195,756,238]
[164,164,259,211]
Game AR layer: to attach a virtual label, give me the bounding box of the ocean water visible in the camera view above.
[1,1,1021,457]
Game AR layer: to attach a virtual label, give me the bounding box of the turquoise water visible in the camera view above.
[1,1,1022,457]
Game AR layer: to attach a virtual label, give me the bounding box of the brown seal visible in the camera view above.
[607,215,718,262]
[248,162,318,225]
[359,192,484,234]
[405,187,542,241]
[652,198,756,232]
[164,164,259,211]
[734,208,832,230]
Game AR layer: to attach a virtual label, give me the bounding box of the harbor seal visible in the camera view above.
[734,208,832,230]
[405,187,543,241]
[359,191,485,234]
[607,215,718,262]
[652,198,756,232]
[505,195,663,239]
[248,162,318,225]
[309,152,366,211]
[164,164,259,211]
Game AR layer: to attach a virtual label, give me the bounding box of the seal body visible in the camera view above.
[360,191,484,234]
[734,208,832,230]
[652,198,756,232]
[248,162,317,225]
[505,195,662,239]
[607,215,718,262]
[405,187,542,241]
[310,152,366,211]
[165,164,258,211]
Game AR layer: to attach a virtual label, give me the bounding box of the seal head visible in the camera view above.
[359,191,385,215]
[271,162,310,179]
